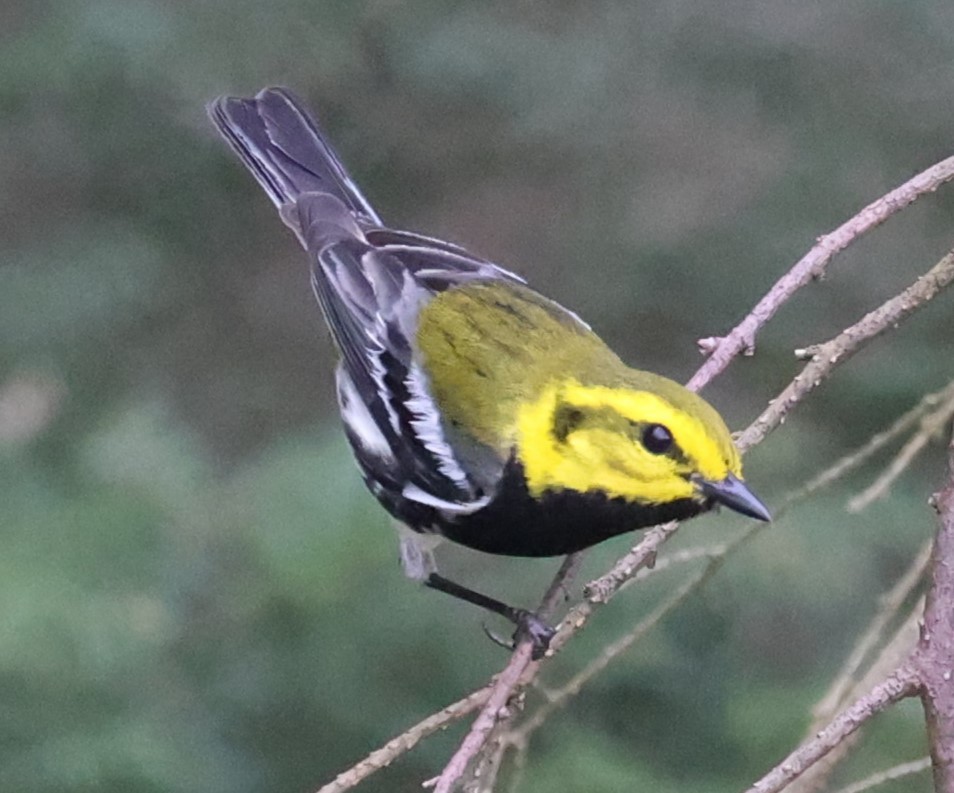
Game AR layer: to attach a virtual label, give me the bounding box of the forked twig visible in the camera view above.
[786,605,923,793]
[791,381,954,501]
[316,688,491,793]
[737,249,954,451]
[745,666,922,793]
[688,155,954,391]
[756,423,954,792]
[848,391,954,512]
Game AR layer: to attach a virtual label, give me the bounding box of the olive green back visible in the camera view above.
[415,280,737,466]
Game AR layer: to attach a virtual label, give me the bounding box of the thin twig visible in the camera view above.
[478,546,730,788]
[504,736,529,793]
[688,156,954,391]
[753,399,954,793]
[450,545,724,790]
[582,521,680,604]
[848,391,954,512]
[465,731,506,793]
[315,688,492,793]
[745,665,921,793]
[828,757,931,793]
[514,553,724,742]
[811,541,931,725]
[516,413,930,745]
[320,379,950,793]
[430,553,584,792]
[537,552,584,621]
[789,380,954,502]
[504,415,933,766]
[588,249,954,625]
[737,249,954,451]
[429,644,536,793]
[786,604,923,793]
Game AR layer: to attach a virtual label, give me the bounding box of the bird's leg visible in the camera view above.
[425,573,555,660]
[396,525,555,659]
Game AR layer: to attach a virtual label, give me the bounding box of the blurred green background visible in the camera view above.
[2,2,953,791]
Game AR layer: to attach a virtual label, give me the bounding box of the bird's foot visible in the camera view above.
[511,610,556,660]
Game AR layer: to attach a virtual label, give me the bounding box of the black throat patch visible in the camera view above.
[437,457,706,557]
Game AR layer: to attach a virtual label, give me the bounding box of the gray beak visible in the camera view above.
[699,474,771,522]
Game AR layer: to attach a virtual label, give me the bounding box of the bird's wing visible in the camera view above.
[210,87,523,517]
[296,194,523,514]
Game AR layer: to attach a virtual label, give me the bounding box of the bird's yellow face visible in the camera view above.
[516,379,743,507]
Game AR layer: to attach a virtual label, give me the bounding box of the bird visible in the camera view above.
[208,87,770,658]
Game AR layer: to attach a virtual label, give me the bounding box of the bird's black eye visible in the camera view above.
[642,423,673,455]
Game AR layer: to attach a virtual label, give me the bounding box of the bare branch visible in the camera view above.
[745,666,921,793]
[513,553,724,743]
[738,249,954,451]
[429,644,537,793]
[687,156,954,391]
[464,732,506,793]
[912,424,954,790]
[582,379,954,630]
[747,400,954,793]
[531,174,954,727]
[320,383,949,792]
[582,521,680,604]
[516,397,945,749]
[427,553,584,792]
[433,193,954,792]
[537,552,584,620]
[787,605,922,793]
[430,379,953,792]
[315,688,491,793]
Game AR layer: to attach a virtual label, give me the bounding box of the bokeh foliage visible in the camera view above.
[1,2,952,791]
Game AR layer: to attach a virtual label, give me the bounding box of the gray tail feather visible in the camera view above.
[207,87,382,227]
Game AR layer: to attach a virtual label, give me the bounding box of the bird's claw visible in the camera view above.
[511,609,556,660]
[482,612,556,660]
[481,623,515,652]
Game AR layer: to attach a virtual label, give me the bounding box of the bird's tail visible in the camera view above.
[207,87,382,227]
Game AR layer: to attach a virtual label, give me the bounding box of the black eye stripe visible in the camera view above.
[554,408,686,462]
[553,405,585,442]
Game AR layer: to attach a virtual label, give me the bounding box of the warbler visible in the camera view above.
[209,87,770,657]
